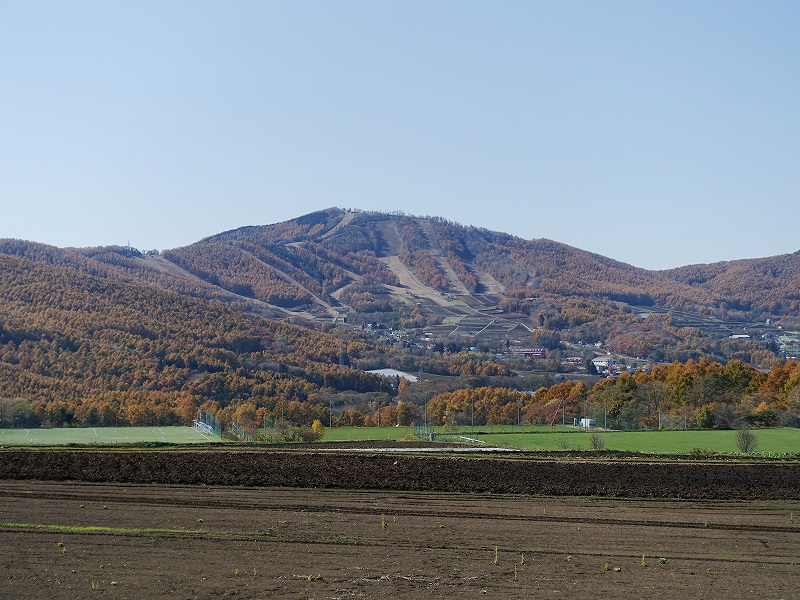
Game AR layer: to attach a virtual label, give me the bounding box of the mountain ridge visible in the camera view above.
[2,208,799,368]
[168,208,799,318]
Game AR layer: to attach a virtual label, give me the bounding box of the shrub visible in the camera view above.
[735,423,758,453]
[696,405,715,429]
[689,447,715,458]
[311,419,326,439]
[589,433,605,451]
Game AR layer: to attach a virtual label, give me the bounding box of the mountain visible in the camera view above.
[160,208,800,318]
[0,208,798,428]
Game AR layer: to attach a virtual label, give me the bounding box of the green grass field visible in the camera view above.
[2,425,798,455]
[473,427,800,454]
[321,426,413,441]
[321,424,574,442]
[0,426,217,446]
[323,425,800,454]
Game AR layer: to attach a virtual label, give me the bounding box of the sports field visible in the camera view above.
[473,427,800,454]
[324,425,800,454]
[0,426,216,446]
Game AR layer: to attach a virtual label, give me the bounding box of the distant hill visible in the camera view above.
[662,252,800,315]
[157,208,799,323]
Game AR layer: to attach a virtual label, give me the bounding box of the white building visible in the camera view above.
[591,355,618,371]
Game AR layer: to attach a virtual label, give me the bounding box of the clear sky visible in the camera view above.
[2,1,798,270]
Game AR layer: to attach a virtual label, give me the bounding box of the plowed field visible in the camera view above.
[2,482,799,599]
[1,450,799,598]
[2,449,800,499]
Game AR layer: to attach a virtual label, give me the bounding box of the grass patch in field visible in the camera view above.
[2,522,194,536]
[321,426,428,442]
[0,426,216,446]
[5,424,797,455]
[2,522,282,542]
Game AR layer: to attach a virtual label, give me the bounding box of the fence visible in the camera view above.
[193,410,222,438]
[414,426,485,445]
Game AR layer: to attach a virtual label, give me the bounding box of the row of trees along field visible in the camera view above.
[424,359,800,430]
[3,359,800,433]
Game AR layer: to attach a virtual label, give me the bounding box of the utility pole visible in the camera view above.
[471,398,474,433]
[584,397,589,430]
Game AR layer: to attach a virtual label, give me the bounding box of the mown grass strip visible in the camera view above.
[1,522,198,536]
[0,522,379,548]
[0,522,284,542]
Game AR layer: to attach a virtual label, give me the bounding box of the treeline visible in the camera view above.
[423,359,800,430]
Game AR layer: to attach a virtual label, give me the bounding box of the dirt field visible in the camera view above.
[2,449,800,500]
[2,450,800,598]
[1,481,799,599]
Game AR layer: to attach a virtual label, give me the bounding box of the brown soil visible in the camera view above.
[1,481,799,599]
[2,450,800,500]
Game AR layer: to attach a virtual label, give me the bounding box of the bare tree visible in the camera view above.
[735,423,758,453]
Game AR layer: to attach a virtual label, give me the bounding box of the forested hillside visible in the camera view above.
[0,250,516,430]
[0,252,394,428]
[175,209,800,320]
[662,252,800,315]
[1,208,799,433]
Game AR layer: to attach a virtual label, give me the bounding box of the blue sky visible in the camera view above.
[1,1,798,270]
